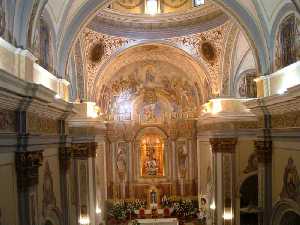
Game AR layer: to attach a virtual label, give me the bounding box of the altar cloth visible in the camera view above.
[136,218,178,225]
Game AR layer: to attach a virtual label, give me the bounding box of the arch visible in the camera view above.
[270,2,298,71]
[270,199,300,225]
[90,41,211,101]
[56,0,270,77]
[239,174,259,225]
[43,207,63,225]
[135,126,168,141]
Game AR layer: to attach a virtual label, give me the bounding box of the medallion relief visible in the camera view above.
[0,109,16,132]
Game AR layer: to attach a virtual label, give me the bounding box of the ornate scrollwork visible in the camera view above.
[15,151,43,190]
[209,138,237,153]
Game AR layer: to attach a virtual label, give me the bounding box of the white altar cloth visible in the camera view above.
[136,218,178,225]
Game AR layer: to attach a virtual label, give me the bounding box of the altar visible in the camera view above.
[136,218,178,225]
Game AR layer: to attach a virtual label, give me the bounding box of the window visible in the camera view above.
[194,0,204,7]
[145,0,159,15]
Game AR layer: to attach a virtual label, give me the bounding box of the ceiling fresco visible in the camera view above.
[96,60,204,122]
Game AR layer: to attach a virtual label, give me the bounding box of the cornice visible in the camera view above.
[89,8,228,39]
[0,69,75,120]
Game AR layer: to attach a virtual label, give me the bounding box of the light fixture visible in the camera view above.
[223,198,233,220]
[145,0,159,15]
[223,210,233,220]
[79,205,90,225]
[96,205,102,215]
[210,201,216,210]
[79,216,90,225]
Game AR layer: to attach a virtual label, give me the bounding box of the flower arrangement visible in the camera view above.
[106,199,147,221]
[161,196,199,219]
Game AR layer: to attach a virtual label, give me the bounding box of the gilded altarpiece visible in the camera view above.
[106,120,198,204]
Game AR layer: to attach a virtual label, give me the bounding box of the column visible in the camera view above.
[59,145,72,225]
[72,142,97,225]
[15,150,43,225]
[210,138,237,225]
[254,140,272,225]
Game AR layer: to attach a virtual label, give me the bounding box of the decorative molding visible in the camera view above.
[71,142,97,159]
[27,112,59,134]
[209,137,237,153]
[271,111,300,129]
[15,150,43,190]
[254,140,272,163]
[198,120,258,131]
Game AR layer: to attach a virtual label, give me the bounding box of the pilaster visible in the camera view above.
[210,138,237,225]
[254,140,272,225]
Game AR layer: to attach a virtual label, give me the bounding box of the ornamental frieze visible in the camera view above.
[0,109,16,132]
[271,111,300,129]
[27,112,59,134]
[71,142,97,159]
[209,138,237,153]
[198,121,257,131]
[15,150,43,190]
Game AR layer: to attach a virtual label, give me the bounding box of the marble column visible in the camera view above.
[72,142,97,225]
[254,140,272,225]
[59,145,72,225]
[210,138,237,225]
[15,150,43,225]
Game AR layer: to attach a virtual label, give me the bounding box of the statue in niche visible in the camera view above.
[116,143,127,180]
[144,146,159,176]
[280,157,300,202]
[177,142,188,178]
[42,161,56,217]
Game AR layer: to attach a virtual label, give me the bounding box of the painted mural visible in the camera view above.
[98,62,201,122]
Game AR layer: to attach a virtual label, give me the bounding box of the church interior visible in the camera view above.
[0,0,299,225]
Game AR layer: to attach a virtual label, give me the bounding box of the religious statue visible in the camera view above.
[150,190,158,205]
[280,157,300,202]
[116,143,127,180]
[144,146,159,176]
[178,142,188,178]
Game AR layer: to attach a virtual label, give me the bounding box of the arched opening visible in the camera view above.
[280,211,300,225]
[240,174,259,225]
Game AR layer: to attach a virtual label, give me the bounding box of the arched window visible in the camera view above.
[39,19,53,71]
[278,15,297,68]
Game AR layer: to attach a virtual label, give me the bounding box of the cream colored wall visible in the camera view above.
[0,153,18,225]
[272,140,300,205]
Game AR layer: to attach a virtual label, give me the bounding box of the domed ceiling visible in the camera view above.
[66,0,258,122]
